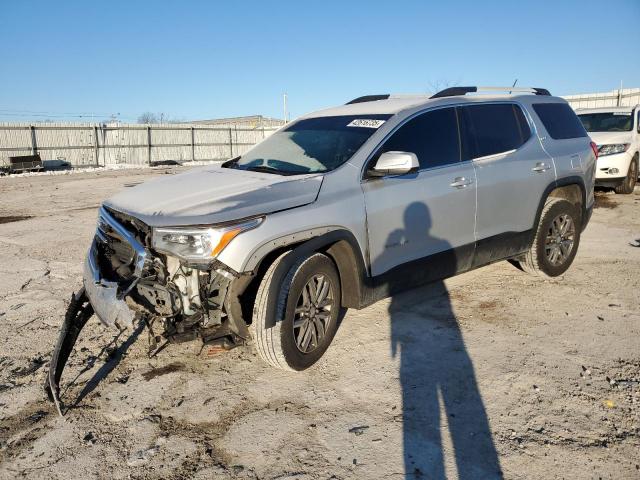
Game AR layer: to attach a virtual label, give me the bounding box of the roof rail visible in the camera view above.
[430,86,551,99]
[346,94,391,105]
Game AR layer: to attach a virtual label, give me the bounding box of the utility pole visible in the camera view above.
[283,93,288,123]
[618,80,623,107]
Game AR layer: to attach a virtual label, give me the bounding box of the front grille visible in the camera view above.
[96,221,136,282]
[106,208,150,245]
[94,208,148,283]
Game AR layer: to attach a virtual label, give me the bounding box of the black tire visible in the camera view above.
[511,198,581,278]
[614,155,638,194]
[251,251,341,371]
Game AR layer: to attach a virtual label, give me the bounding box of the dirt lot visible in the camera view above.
[0,167,638,479]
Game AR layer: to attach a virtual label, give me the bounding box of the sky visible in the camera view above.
[0,0,639,123]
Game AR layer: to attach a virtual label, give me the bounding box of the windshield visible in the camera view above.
[225,114,391,174]
[578,112,633,132]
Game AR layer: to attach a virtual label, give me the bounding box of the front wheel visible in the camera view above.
[251,252,342,371]
[614,155,638,194]
[510,198,581,278]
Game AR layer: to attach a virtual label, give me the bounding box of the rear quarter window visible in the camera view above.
[532,103,588,140]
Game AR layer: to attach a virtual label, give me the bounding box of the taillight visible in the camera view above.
[590,140,599,159]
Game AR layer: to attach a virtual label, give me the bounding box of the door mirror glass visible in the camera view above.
[369,151,419,177]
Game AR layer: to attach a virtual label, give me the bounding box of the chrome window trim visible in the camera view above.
[471,149,518,163]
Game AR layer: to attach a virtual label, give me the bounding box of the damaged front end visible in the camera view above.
[46,206,253,415]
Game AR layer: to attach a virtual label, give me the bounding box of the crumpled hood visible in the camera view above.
[104,165,324,227]
[588,131,633,146]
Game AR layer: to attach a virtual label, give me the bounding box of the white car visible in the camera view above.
[577,106,639,194]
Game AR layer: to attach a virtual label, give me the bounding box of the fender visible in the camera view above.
[532,176,588,238]
[242,226,344,273]
[258,229,370,327]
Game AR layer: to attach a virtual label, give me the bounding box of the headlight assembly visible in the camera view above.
[152,217,263,263]
[598,143,630,156]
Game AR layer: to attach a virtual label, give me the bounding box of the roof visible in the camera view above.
[303,95,430,118]
[303,91,562,119]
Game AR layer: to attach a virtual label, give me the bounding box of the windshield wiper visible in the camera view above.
[245,165,294,175]
[221,156,241,169]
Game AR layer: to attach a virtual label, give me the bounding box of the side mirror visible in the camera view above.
[369,151,419,177]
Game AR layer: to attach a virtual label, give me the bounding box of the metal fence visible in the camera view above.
[563,88,640,110]
[0,122,280,168]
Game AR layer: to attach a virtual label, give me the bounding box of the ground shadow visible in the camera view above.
[386,202,502,479]
[62,328,125,395]
[69,320,144,410]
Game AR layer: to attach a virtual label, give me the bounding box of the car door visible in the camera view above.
[458,102,552,265]
[361,107,477,279]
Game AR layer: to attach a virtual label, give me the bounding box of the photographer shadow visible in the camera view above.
[385,202,502,479]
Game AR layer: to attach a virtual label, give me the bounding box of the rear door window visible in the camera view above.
[532,103,588,140]
[377,107,460,169]
[459,103,531,159]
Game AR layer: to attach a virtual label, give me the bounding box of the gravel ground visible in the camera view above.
[0,167,638,479]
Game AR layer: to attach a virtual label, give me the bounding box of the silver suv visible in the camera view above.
[47,86,596,413]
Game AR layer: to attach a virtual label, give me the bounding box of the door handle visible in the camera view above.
[450,177,473,188]
[532,162,551,173]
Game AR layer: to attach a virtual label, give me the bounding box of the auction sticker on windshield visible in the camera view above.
[347,119,386,128]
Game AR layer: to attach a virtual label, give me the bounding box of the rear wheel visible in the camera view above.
[510,198,581,278]
[614,155,638,194]
[251,252,341,371]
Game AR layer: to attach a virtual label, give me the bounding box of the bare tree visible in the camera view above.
[426,79,461,95]
[137,112,159,124]
[137,112,184,124]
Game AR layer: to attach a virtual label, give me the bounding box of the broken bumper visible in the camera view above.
[83,206,150,328]
[83,252,135,329]
[45,288,94,416]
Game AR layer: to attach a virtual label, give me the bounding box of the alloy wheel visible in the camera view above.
[293,274,334,354]
[545,214,575,266]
